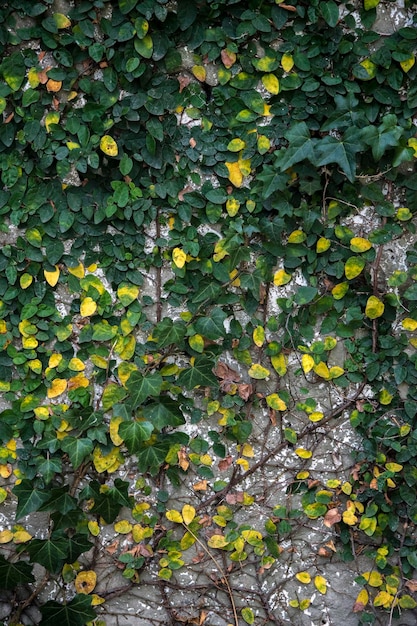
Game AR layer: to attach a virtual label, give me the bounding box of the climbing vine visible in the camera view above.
[1,0,417,624]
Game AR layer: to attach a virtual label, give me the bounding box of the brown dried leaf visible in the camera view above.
[193,480,207,491]
[218,455,233,471]
[280,3,297,10]
[225,491,244,504]
[178,74,191,93]
[323,507,342,528]
[138,543,153,557]
[269,408,277,426]
[213,361,240,382]
[177,447,190,471]
[221,48,236,68]
[189,137,197,148]
[405,579,417,592]
[325,540,337,552]
[105,540,119,555]
[238,383,253,401]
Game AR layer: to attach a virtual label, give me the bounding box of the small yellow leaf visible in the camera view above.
[301,354,315,373]
[45,112,60,132]
[266,393,287,411]
[28,67,40,88]
[396,207,412,221]
[75,570,97,594]
[66,141,81,150]
[379,388,393,405]
[188,334,204,353]
[192,65,206,82]
[385,462,403,472]
[353,588,369,612]
[88,520,100,536]
[253,326,265,347]
[0,530,14,544]
[314,575,327,594]
[281,53,294,72]
[295,448,312,459]
[44,265,60,287]
[91,594,105,606]
[359,58,377,79]
[68,357,85,372]
[28,359,42,374]
[47,378,67,399]
[296,571,311,584]
[345,256,366,280]
[342,502,358,526]
[314,361,330,379]
[117,283,139,306]
[350,237,372,253]
[114,520,133,534]
[20,273,33,289]
[13,529,33,544]
[68,262,85,278]
[182,504,196,525]
[109,416,124,446]
[257,134,271,154]
[332,282,349,299]
[49,353,63,368]
[296,470,309,479]
[289,599,299,608]
[408,137,417,157]
[166,509,183,523]
[309,411,324,422]
[262,73,279,94]
[248,363,270,379]
[241,443,254,458]
[316,237,331,253]
[271,353,287,376]
[328,366,344,379]
[93,447,122,473]
[207,534,229,548]
[225,161,243,187]
[53,13,71,28]
[226,197,240,217]
[362,571,383,587]
[365,295,384,320]
[100,135,118,157]
[341,481,352,495]
[287,229,305,243]
[273,269,292,286]
[46,78,62,92]
[172,247,187,269]
[400,56,415,73]
[227,138,246,152]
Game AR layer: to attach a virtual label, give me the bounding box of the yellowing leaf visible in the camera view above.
[301,354,315,373]
[22,336,38,349]
[281,53,294,72]
[400,56,415,73]
[287,229,305,243]
[66,141,81,150]
[34,407,49,421]
[296,571,311,584]
[309,411,324,422]
[365,295,384,320]
[207,534,229,548]
[364,0,380,8]
[266,393,287,411]
[117,283,139,306]
[257,134,271,155]
[316,237,331,253]
[253,326,265,347]
[92,446,122,473]
[109,416,124,446]
[88,520,100,536]
[44,265,60,287]
[0,530,13,544]
[47,378,67,399]
[241,443,254,458]
[46,78,62,92]
[332,282,349,300]
[359,58,377,79]
[75,570,97,595]
[68,262,85,278]
[314,361,329,379]
[20,273,33,289]
[192,65,206,82]
[345,256,366,280]
[385,462,403,472]
[342,504,358,526]
[262,73,279,94]
[271,353,287,376]
[225,161,243,187]
[273,269,291,286]
[350,237,372,253]
[68,357,85,372]
[114,520,133,534]
[172,247,187,268]
[28,359,42,374]
[226,197,240,217]
[314,575,327,594]
[91,594,105,606]
[45,112,60,132]
[49,353,62,368]
[182,504,196,525]
[379,388,393,405]
[374,591,393,607]
[408,137,417,157]
[53,13,71,28]
[69,373,89,390]
[100,135,118,157]
[28,67,40,88]
[296,470,309,479]
[295,448,312,459]
[396,207,412,221]
[248,364,270,379]
[399,595,417,609]
[166,509,183,523]
[329,366,344,379]
[227,138,246,152]
[353,588,369,612]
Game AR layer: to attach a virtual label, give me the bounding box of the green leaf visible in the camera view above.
[153,317,187,347]
[26,537,69,573]
[194,307,227,340]
[275,122,317,171]
[294,286,318,305]
[40,595,96,626]
[1,52,26,91]
[0,554,34,589]
[137,441,170,474]
[178,356,218,390]
[60,437,94,469]
[119,421,154,453]
[36,457,62,484]
[320,1,339,27]
[143,397,185,430]
[315,128,362,182]
[13,480,51,520]
[126,372,163,409]
[241,607,255,625]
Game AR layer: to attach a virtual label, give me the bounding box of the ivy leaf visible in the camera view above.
[66,534,93,564]
[143,397,185,430]
[125,372,163,409]
[60,437,94,469]
[40,595,96,626]
[13,480,51,520]
[26,537,69,573]
[118,421,154,453]
[194,307,227,340]
[153,317,187,348]
[178,356,218,390]
[320,1,339,27]
[315,129,362,182]
[275,122,317,171]
[136,441,170,474]
[0,554,34,589]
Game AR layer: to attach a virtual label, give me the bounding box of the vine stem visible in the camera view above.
[181,523,240,626]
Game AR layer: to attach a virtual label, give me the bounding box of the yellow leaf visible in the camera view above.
[281,53,294,72]
[166,509,183,523]
[396,207,412,221]
[241,443,254,458]
[350,237,372,253]
[28,359,42,374]
[117,283,139,306]
[132,524,153,543]
[66,141,81,150]
[75,570,97,595]
[262,73,279,94]
[28,67,40,88]
[91,594,105,606]
[13,529,33,544]
[88,520,100,536]
[45,112,60,132]
[100,135,118,157]
[271,353,287,376]
[53,12,71,28]
[226,197,240,217]
[182,504,196,525]
[44,265,60,287]
[69,373,89,390]
[353,588,369,612]
[68,357,85,371]
[314,575,327,594]
[238,157,251,176]
[34,407,50,420]
[400,56,415,73]
[68,262,85,278]
[332,282,349,299]
[295,448,312,459]
[408,137,417,157]
[117,362,137,386]
[287,229,305,243]
[342,502,358,526]
[207,534,229,548]
[47,378,67,399]
[328,366,344,379]
[114,520,133,534]
[309,411,324,422]
[20,273,33,289]
[359,58,377,79]
[172,247,187,268]
[399,594,417,609]
[248,363,270,379]
[0,530,13,543]
[49,353,62,368]
[296,470,309,479]
[345,256,366,280]
[192,65,206,82]
[273,269,291,286]
[316,237,331,253]
[289,599,299,608]
[365,295,384,320]
[379,388,393,405]
[227,138,246,152]
[314,361,330,379]
[341,481,352,495]
[22,336,38,349]
[296,571,311,584]
[225,161,243,187]
[301,354,315,373]
[385,462,403,472]
[257,134,271,154]
[266,393,287,411]
[92,447,122,473]
[109,416,124,446]
[241,529,262,544]
[253,326,265,347]
[374,591,393,607]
